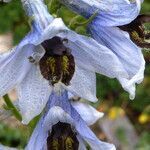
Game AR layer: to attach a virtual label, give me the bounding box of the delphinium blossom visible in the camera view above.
[0,0,133,124]
[0,0,116,149]
[1,0,147,149]
[26,90,115,150]
[60,0,146,99]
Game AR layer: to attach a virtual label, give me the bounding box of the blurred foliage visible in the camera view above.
[0,0,29,44]
[141,0,150,13]
[136,132,150,150]
[0,122,28,148]
[0,0,150,149]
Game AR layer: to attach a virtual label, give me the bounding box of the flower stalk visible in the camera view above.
[3,94,22,121]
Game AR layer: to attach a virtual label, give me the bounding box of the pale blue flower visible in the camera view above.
[26,90,115,150]
[0,0,132,124]
[60,0,145,99]
[60,0,143,26]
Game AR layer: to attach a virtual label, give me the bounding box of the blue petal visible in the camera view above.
[0,43,34,97]
[18,65,52,125]
[59,31,129,79]
[27,91,116,150]
[89,25,145,99]
[22,0,53,32]
[63,65,98,102]
[75,119,116,150]
[26,116,47,150]
[49,91,116,150]
[71,101,104,126]
[61,0,142,26]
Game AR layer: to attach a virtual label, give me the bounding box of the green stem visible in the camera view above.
[74,10,98,27]
[3,94,22,121]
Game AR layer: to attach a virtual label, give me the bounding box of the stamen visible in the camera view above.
[47,122,79,150]
[39,36,75,85]
[66,137,74,150]
[52,139,59,150]
[62,56,70,75]
[46,57,56,75]
[119,14,150,49]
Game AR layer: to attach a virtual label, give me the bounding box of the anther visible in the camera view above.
[119,14,150,49]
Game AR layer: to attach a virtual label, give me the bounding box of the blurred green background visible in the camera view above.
[0,0,150,149]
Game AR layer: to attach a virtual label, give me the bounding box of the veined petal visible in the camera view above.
[89,26,145,99]
[67,96,116,150]
[75,119,116,150]
[59,31,128,79]
[21,0,70,43]
[43,106,74,131]
[37,22,128,83]
[63,65,98,102]
[61,0,142,26]
[26,106,74,150]
[15,18,69,48]
[118,61,145,100]
[55,91,116,150]
[31,18,69,46]
[17,66,52,124]
[60,0,132,17]
[92,0,142,26]
[0,45,33,98]
[27,92,116,150]
[21,0,53,32]
[26,115,47,150]
[72,101,104,125]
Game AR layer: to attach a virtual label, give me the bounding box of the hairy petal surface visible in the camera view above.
[0,45,33,97]
[63,65,97,102]
[89,25,145,99]
[22,0,141,102]
[59,31,128,79]
[17,65,52,124]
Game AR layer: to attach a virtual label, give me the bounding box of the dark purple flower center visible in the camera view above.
[47,122,79,150]
[119,14,150,48]
[39,36,75,86]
